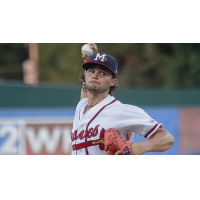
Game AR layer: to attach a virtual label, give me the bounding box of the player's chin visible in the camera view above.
[89,85,98,90]
[88,87,98,93]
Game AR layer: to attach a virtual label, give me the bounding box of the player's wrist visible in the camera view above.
[131,142,146,155]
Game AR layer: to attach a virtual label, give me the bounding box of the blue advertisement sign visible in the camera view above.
[0,107,179,155]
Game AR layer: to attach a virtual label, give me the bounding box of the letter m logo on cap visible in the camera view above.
[94,53,107,62]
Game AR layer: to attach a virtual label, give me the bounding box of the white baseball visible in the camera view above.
[81,44,94,57]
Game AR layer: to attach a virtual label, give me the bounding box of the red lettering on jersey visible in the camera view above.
[79,130,86,140]
[71,125,100,141]
[71,130,77,141]
[91,125,99,137]
[126,133,132,141]
[73,127,106,151]
[87,128,94,138]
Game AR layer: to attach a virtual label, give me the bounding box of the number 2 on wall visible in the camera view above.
[0,126,18,154]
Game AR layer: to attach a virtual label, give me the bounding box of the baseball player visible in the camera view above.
[71,44,174,155]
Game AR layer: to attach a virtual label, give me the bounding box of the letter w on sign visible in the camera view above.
[26,126,62,154]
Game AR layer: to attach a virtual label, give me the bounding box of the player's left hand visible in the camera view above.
[104,128,134,155]
[115,142,146,155]
[82,43,98,62]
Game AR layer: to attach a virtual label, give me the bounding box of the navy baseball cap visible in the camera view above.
[82,52,118,78]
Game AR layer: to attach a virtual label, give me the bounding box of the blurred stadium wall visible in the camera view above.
[0,82,200,155]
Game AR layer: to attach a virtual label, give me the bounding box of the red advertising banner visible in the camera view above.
[25,121,72,155]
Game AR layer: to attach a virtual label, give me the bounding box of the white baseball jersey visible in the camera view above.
[71,95,162,155]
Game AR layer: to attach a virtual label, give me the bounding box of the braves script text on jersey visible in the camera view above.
[71,95,162,155]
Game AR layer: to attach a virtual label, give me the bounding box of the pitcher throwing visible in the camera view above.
[71,48,174,155]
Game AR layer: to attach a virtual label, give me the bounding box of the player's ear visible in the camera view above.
[110,79,117,87]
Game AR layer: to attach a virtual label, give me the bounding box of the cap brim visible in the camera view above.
[82,61,115,76]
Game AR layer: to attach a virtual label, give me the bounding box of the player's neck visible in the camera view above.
[87,92,109,107]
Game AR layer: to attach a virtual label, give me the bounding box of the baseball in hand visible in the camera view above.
[81,44,94,57]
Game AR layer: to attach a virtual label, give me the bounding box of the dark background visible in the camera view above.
[1,43,200,89]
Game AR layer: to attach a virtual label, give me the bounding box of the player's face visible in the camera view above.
[85,65,116,95]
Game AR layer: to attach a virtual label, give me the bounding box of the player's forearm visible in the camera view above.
[131,129,174,155]
[81,87,88,99]
[145,130,174,152]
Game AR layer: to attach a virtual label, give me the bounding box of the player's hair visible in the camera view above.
[79,72,119,96]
